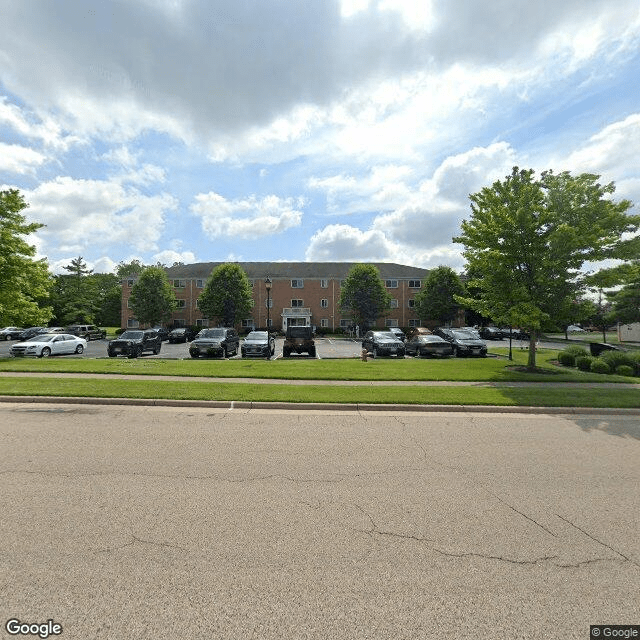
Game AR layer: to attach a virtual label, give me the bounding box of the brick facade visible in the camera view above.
[121,262,431,331]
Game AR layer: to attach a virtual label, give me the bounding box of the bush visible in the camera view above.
[600,350,634,370]
[575,356,593,371]
[630,352,640,376]
[590,359,611,375]
[615,365,635,377]
[558,345,589,367]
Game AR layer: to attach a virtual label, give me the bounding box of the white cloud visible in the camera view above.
[0,143,46,174]
[152,249,197,265]
[190,192,304,239]
[24,177,178,255]
[305,224,394,261]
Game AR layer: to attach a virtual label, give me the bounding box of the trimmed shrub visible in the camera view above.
[575,356,593,371]
[615,365,635,377]
[600,350,634,370]
[558,351,577,366]
[590,359,611,375]
[630,352,640,376]
[558,345,589,367]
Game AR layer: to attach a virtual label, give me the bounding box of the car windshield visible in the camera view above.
[246,332,267,340]
[419,336,441,342]
[120,331,143,339]
[452,330,477,339]
[26,334,56,342]
[199,329,225,338]
[374,332,397,340]
[172,328,185,333]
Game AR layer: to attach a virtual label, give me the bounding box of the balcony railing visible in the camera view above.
[282,307,311,315]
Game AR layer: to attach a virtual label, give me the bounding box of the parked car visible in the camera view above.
[66,324,107,340]
[479,326,504,340]
[388,327,406,342]
[283,326,316,357]
[18,327,48,341]
[152,327,170,341]
[241,331,275,358]
[501,328,530,340]
[361,331,406,358]
[566,325,586,333]
[10,333,87,358]
[189,327,239,358]
[433,328,488,357]
[0,327,23,340]
[168,327,195,343]
[107,329,162,358]
[405,334,454,358]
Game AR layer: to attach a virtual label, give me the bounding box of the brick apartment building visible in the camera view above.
[121,262,431,332]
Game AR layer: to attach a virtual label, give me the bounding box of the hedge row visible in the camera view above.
[558,347,640,377]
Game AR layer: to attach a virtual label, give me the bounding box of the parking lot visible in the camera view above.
[0,336,370,360]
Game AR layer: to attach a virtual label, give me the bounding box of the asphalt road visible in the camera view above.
[1,403,638,639]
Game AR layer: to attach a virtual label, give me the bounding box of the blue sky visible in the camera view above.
[1,0,639,274]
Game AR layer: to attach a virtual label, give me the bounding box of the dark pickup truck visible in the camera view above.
[283,326,316,357]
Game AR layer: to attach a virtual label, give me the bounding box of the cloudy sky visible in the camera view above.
[1,0,639,274]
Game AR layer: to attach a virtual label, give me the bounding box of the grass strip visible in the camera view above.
[0,377,638,408]
[0,349,635,383]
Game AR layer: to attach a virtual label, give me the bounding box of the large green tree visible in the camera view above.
[413,266,465,325]
[0,189,53,326]
[198,263,253,326]
[53,256,97,324]
[338,263,391,331]
[92,273,121,327]
[128,266,177,326]
[454,168,639,369]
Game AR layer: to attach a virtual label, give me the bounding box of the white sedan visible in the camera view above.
[10,333,87,358]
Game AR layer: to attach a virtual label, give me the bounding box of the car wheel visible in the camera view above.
[75,344,84,354]
[453,347,459,357]
[309,347,316,357]
[108,352,116,358]
[40,347,51,358]
[221,346,227,358]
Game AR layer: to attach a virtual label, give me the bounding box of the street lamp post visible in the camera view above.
[265,277,272,330]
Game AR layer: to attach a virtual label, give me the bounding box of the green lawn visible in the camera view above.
[0,348,635,383]
[0,376,638,408]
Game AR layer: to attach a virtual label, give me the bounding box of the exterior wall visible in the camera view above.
[121,268,428,331]
[618,322,640,343]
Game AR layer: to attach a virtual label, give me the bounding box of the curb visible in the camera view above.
[2,395,639,415]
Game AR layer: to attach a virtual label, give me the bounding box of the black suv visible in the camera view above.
[66,324,107,340]
[283,326,316,357]
[189,328,239,358]
[433,327,487,357]
[361,330,405,358]
[107,329,162,358]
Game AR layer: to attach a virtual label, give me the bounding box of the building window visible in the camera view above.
[126,298,132,309]
[174,319,185,327]
[320,279,328,288]
[408,299,416,308]
[320,298,329,308]
[241,319,254,328]
[385,279,398,288]
[173,279,186,288]
[196,319,209,327]
[127,318,139,328]
[339,319,352,328]
[291,299,304,308]
[265,299,273,308]
[386,319,399,327]
[321,318,329,328]
[408,319,419,327]
[291,279,304,288]
[390,299,398,308]
[175,299,186,308]
[196,279,204,288]
[267,318,272,327]
[408,280,421,288]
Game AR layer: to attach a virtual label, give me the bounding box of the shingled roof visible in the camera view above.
[163,262,430,279]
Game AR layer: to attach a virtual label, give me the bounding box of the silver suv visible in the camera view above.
[66,324,107,340]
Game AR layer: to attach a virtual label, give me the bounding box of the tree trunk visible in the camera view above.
[527,332,537,370]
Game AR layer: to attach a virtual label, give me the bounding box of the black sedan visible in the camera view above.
[241,331,275,358]
[168,327,195,343]
[405,334,454,358]
[361,331,405,358]
[479,326,504,340]
[433,328,488,357]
